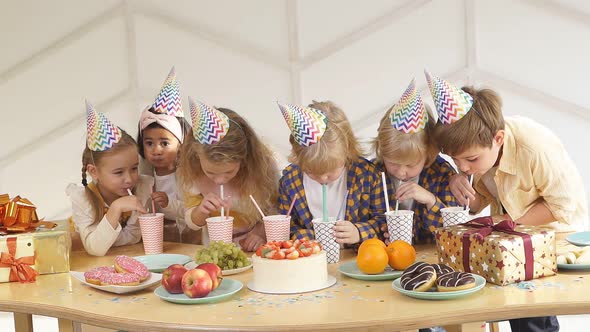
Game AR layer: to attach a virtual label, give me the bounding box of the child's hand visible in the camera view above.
[396,182,436,208]
[111,196,147,215]
[333,220,360,244]
[239,232,265,252]
[380,223,391,245]
[197,193,227,215]
[151,191,169,208]
[449,173,475,206]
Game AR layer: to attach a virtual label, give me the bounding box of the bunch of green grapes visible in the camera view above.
[195,241,250,270]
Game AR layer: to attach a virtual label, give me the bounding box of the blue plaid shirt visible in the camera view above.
[278,157,385,246]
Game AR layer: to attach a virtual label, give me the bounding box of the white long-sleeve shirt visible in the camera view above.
[65,175,154,256]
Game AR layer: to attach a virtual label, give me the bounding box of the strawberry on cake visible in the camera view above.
[248,240,334,294]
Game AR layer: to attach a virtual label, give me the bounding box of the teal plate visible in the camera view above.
[154,278,243,304]
[557,262,590,271]
[134,254,192,272]
[339,261,403,281]
[392,274,486,300]
[566,232,590,246]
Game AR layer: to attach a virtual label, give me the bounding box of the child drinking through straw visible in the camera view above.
[180,98,279,251]
[136,67,196,243]
[427,70,588,332]
[373,79,459,244]
[66,101,153,256]
[277,101,385,246]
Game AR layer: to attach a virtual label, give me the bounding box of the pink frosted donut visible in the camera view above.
[114,255,150,281]
[84,266,116,285]
[99,272,140,286]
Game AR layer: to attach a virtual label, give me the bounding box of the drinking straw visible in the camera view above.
[126,189,133,196]
[381,172,390,213]
[150,185,156,215]
[322,184,328,222]
[394,179,400,212]
[249,195,266,218]
[220,184,224,219]
[286,193,298,216]
[226,195,231,219]
[465,174,474,211]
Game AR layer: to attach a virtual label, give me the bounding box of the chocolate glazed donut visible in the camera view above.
[431,263,454,276]
[400,262,437,292]
[436,271,476,292]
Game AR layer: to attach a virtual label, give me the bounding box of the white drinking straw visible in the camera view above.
[220,184,224,218]
[126,188,133,196]
[381,172,390,213]
[394,179,401,212]
[465,174,474,211]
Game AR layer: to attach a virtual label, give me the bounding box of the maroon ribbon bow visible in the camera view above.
[461,216,533,280]
[0,237,38,283]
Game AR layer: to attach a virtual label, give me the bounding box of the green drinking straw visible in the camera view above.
[322,184,328,222]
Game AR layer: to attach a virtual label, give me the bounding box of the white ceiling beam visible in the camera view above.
[0,3,124,85]
[298,0,431,70]
[520,0,590,27]
[0,89,132,168]
[286,0,302,104]
[124,0,140,110]
[474,68,590,122]
[464,0,477,85]
[134,6,290,72]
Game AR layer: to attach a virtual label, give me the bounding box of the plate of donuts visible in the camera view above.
[70,270,162,294]
[391,262,486,300]
[338,261,403,281]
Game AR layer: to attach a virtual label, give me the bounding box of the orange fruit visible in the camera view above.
[358,238,386,252]
[386,240,416,270]
[356,244,388,274]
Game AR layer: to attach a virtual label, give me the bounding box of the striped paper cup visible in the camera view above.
[206,216,234,243]
[139,212,164,255]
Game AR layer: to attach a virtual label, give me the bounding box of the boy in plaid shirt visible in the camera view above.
[277,101,384,246]
[374,80,458,244]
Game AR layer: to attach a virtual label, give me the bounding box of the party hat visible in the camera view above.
[153,66,183,117]
[86,100,122,151]
[277,103,327,147]
[389,79,427,133]
[189,97,230,144]
[424,70,473,125]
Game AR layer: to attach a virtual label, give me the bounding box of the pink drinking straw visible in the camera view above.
[249,195,266,218]
[286,193,298,216]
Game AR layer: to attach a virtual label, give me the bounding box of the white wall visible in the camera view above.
[1,0,589,224]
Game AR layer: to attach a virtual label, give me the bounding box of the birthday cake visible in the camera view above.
[249,240,329,294]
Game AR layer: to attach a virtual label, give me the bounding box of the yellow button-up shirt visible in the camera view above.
[472,116,588,232]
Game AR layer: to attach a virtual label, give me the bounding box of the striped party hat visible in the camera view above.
[153,67,183,117]
[390,79,427,133]
[277,102,327,147]
[189,97,229,144]
[86,100,122,151]
[424,70,473,125]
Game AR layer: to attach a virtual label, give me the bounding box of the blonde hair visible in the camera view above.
[374,104,438,167]
[81,130,138,223]
[433,87,505,156]
[288,101,361,174]
[179,108,279,228]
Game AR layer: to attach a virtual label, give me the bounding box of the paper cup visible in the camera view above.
[441,207,469,227]
[138,212,164,255]
[206,216,234,243]
[263,215,291,242]
[312,217,340,263]
[385,210,414,245]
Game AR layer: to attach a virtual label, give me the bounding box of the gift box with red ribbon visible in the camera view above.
[434,217,557,286]
[0,235,38,283]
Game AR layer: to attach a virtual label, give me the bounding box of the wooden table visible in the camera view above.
[1,242,590,332]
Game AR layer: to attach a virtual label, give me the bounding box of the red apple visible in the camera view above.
[181,268,213,298]
[161,264,188,294]
[196,263,223,290]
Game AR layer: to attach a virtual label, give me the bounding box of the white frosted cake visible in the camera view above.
[249,240,329,294]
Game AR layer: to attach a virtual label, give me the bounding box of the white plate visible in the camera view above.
[184,259,253,276]
[70,271,162,294]
[247,275,337,294]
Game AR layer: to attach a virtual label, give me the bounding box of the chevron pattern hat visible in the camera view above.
[153,67,183,117]
[86,100,122,151]
[277,102,327,147]
[189,97,229,145]
[390,79,427,133]
[424,70,473,125]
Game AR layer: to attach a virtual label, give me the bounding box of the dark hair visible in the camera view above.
[136,107,192,158]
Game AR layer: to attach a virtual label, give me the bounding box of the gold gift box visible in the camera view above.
[434,218,556,286]
[30,220,71,275]
[0,194,39,228]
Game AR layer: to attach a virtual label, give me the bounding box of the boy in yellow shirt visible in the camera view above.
[427,71,588,332]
